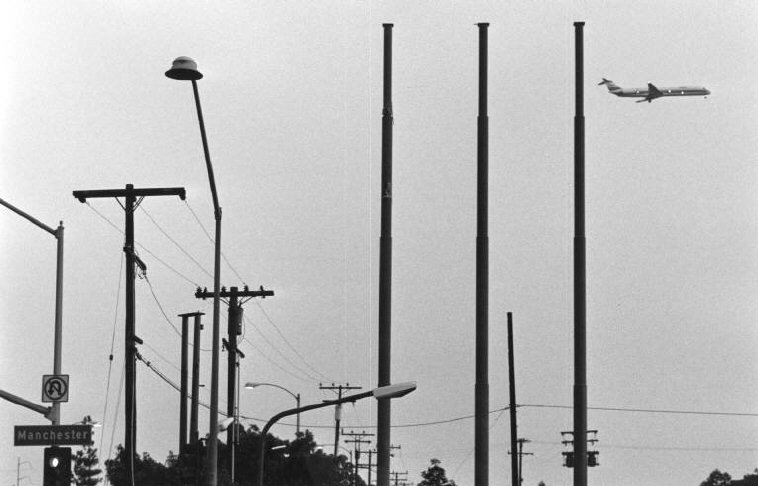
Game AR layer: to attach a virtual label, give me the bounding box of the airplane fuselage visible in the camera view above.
[613,86,710,98]
[599,79,710,103]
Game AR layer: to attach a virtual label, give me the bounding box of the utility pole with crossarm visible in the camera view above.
[73,184,185,486]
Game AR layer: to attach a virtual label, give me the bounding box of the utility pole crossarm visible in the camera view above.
[73,187,186,202]
[195,287,274,299]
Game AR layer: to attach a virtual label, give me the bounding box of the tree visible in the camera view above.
[104,445,178,486]
[731,468,758,486]
[700,469,732,486]
[418,458,456,486]
[73,445,103,486]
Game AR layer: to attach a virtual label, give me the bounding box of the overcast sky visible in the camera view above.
[2,2,758,486]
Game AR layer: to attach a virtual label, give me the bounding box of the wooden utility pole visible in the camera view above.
[507,312,518,486]
[195,285,272,484]
[320,384,362,456]
[73,184,185,486]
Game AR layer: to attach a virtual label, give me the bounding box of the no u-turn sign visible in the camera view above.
[42,375,69,403]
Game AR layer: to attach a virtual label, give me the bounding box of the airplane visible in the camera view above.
[598,78,710,103]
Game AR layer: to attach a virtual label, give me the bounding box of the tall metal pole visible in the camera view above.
[475,22,490,486]
[190,313,204,446]
[573,21,588,486]
[189,77,223,486]
[507,312,518,486]
[0,198,65,426]
[124,186,137,486]
[179,314,190,452]
[52,221,64,425]
[377,22,394,486]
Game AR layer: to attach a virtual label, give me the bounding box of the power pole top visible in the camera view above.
[73,185,186,202]
[195,286,274,300]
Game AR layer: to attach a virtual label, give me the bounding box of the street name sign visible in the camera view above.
[41,374,69,402]
[14,425,92,446]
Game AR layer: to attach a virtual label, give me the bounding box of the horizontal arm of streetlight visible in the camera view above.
[255,382,415,486]
[0,197,58,236]
[244,382,298,401]
[0,389,53,420]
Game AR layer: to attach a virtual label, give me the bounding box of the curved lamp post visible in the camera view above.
[255,382,416,486]
[244,382,301,435]
[165,56,223,486]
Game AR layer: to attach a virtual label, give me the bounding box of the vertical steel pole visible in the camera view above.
[124,184,136,486]
[208,213,221,486]
[179,314,190,452]
[377,22,394,486]
[573,21,588,486]
[190,78,222,486]
[507,313,518,486]
[475,22,490,486]
[190,314,203,445]
[52,222,64,426]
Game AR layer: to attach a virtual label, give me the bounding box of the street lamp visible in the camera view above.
[165,56,223,486]
[256,382,416,486]
[244,382,301,435]
[0,198,64,425]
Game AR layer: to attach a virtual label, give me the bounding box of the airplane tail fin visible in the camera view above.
[598,78,621,92]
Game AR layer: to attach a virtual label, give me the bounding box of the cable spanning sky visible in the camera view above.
[2,2,758,486]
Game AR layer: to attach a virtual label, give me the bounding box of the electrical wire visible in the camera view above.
[139,205,213,280]
[253,301,335,383]
[184,199,248,284]
[519,403,758,417]
[240,334,318,385]
[99,252,124,462]
[240,314,324,383]
[85,202,201,287]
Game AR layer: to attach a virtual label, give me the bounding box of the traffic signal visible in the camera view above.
[44,446,72,486]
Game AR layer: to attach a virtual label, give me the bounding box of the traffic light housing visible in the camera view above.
[44,446,72,486]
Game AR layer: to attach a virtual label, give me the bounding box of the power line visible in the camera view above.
[239,334,318,385]
[240,314,323,383]
[183,199,248,284]
[253,301,335,383]
[519,403,758,418]
[139,205,213,279]
[85,202,201,287]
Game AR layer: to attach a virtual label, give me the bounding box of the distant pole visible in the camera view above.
[573,21,588,486]
[507,312,518,486]
[190,313,204,446]
[475,21,490,486]
[377,22,394,486]
[227,288,240,453]
[179,314,190,452]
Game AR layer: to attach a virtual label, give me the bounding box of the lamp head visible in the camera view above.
[372,381,417,399]
[244,382,262,389]
[165,56,203,81]
[218,417,235,432]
